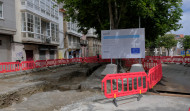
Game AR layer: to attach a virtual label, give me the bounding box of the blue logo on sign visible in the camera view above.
[131,48,140,54]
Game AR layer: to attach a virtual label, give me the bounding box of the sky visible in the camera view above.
[172,0,190,35]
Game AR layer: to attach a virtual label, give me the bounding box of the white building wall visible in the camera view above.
[12,0,60,62]
[58,12,64,59]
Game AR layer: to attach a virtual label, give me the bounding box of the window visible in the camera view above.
[55,24,59,41]
[46,22,50,36]
[55,6,58,19]
[34,0,40,11]
[51,2,54,17]
[35,16,40,39]
[68,35,71,45]
[27,0,34,8]
[51,23,55,41]
[46,0,51,16]
[27,13,34,32]
[21,13,26,31]
[40,0,46,13]
[0,2,3,18]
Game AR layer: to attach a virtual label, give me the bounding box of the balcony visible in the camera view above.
[68,42,81,49]
[67,22,83,37]
[22,32,59,45]
[86,28,97,38]
[20,0,59,23]
[80,39,88,46]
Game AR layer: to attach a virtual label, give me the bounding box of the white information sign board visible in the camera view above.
[101,28,145,59]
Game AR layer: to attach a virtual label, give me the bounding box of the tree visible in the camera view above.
[56,0,183,42]
[180,35,190,56]
[145,40,155,56]
[156,34,177,56]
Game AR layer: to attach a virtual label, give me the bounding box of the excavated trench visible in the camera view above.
[0,63,101,109]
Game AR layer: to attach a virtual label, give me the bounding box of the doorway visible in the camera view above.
[25,50,33,61]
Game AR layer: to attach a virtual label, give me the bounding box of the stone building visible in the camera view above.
[86,29,101,57]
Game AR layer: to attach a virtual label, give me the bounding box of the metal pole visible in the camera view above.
[110,17,113,64]
[139,16,141,64]
[139,16,141,28]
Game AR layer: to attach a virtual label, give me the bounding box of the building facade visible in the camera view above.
[0,0,16,62]
[13,0,62,62]
[80,35,88,57]
[64,21,83,59]
[86,29,101,57]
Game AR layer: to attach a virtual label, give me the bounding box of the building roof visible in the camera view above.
[175,34,184,39]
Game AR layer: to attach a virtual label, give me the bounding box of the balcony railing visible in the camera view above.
[22,32,59,44]
[67,22,83,37]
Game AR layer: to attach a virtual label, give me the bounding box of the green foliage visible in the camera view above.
[156,34,177,55]
[56,0,183,41]
[180,35,190,56]
[145,40,155,49]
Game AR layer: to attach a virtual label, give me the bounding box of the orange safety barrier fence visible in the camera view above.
[142,59,160,71]
[160,56,173,63]
[55,59,62,65]
[62,59,69,64]
[172,56,184,63]
[147,63,162,89]
[0,56,187,74]
[46,59,55,67]
[184,56,190,63]
[102,72,148,99]
[0,62,21,73]
[123,58,139,67]
[35,60,47,68]
[101,59,163,107]
[21,61,35,70]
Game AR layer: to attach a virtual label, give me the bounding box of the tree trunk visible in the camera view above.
[108,0,115,29]
[167,48,170,56]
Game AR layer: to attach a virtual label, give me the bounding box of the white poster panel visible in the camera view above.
[101,28,145,59]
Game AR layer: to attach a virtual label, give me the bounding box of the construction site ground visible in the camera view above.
[0,63,190,111]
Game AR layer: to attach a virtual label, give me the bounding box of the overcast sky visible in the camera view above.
[172,0,190,35]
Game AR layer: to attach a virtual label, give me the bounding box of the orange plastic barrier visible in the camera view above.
[101,72,148,99]
[55,59,62,65]
[160,56,173,63]
[69,58,78,63]
[124,58,139,67]
[46,59,55,67]
[35,60,47,68]
[172,56,184,63]
[21,61,35,70]
[147,63,162,89]
[142,60,160,71]
[184,56,190,63]
[62,59,69,64]
[0,62,20,73]
[85,57,98,63]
